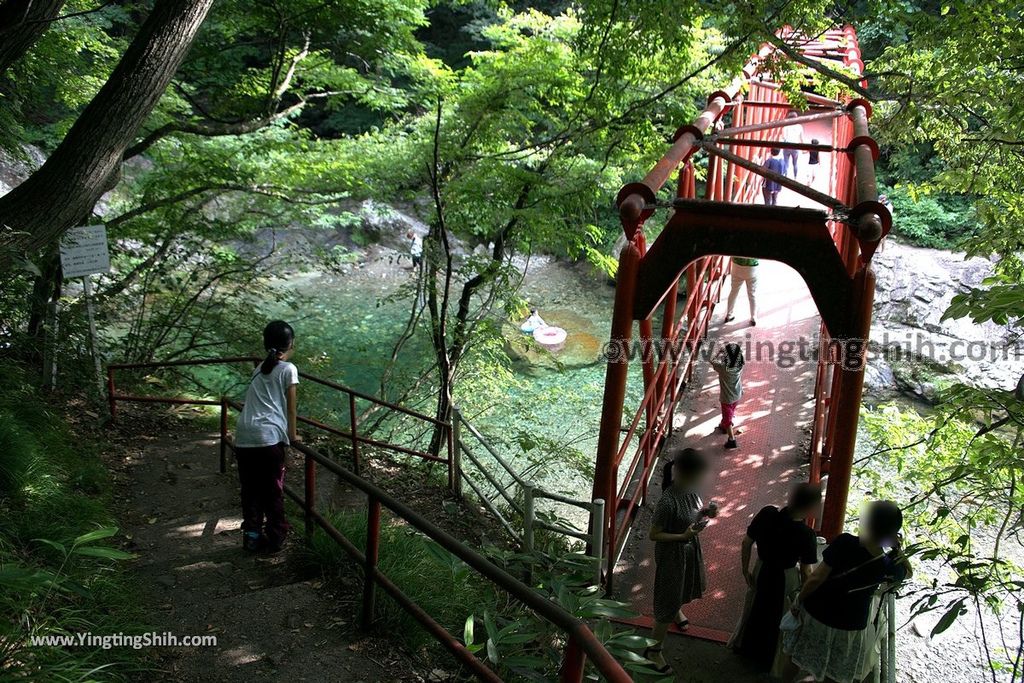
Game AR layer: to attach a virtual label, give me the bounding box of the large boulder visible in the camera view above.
[866,242,1023,401]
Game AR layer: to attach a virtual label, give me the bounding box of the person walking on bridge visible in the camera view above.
[729,483,822,675]
[235,321,300,554]
[781,111,804,178]
[725,256,759,326]
[762,148,785,205]
[644,447,718,674]
[711,342,745,449]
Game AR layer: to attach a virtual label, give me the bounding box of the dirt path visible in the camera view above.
[111,419,403,682]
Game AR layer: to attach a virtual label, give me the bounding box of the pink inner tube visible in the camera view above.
[532,326,567,347]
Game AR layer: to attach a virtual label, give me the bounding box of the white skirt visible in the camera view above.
[782,606,883,683]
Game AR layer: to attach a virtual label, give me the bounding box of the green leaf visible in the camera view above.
[577,602,635,618]
[73,526,119,545]
[32,538,67,555]
[463,614,475,646]
[501,655,547,669]
[70,546,136,560]
[606,633,656,649]
[483,610,499,643]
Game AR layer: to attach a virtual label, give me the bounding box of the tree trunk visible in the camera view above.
[0,0,215,262]
[24,247,61,365]
[0,0,67,75]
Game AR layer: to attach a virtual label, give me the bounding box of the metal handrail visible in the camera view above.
[106,357,453,479]
[455,409,528,487]
[874,591,897,683]
[285,440,632,682]
[605,255,729,573]
[452,407,605,578]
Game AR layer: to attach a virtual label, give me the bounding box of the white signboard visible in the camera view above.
[59,225,110,279]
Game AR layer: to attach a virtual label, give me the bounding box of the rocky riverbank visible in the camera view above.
[865,241,1023,402]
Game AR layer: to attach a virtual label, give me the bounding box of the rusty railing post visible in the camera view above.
[349,392,360,475]
[558,634,586,683]
[106,367,117,422]
[362,495,381,628]
[219,396,228,474]
[304,447,316,542]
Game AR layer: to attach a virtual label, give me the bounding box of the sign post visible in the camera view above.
[59,225,111,401]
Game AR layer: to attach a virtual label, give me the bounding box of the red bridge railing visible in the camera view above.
[105,357,632,683]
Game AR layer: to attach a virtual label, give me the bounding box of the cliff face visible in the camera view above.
[866,241,1023,401]
[0,145,45,196]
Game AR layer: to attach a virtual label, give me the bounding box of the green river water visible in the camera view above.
[272,255,645,507]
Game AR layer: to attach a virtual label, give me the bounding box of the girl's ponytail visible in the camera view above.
[260,320,295,375]
[260,347,280,375]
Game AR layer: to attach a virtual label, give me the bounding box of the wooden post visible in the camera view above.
[82,275,105,402]
[219,397,228,474]
[106,367,117,423]
[523,482,535,554]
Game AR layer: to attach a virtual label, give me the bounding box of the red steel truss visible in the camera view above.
[591,25,890,589]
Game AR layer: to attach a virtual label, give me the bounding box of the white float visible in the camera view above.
[533,325,567,350]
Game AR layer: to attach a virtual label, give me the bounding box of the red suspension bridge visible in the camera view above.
[591,25,889,638]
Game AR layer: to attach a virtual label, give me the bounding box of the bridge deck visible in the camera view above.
[612,118,833,645]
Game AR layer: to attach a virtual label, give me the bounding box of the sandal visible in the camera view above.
[643,646,672,674]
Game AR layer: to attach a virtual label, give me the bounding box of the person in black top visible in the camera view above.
[806,138,821,185]
[783,501,913,683]
[729,483,822,674]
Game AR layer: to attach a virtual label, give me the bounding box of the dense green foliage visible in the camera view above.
[0,366,140,680]
[862,389,1024,681]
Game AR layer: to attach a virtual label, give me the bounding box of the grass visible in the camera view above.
[0,363,145,681]
[293,505,668,682]
[295,506,509,651]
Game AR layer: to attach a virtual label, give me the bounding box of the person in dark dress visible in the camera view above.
[729,483,822,674]
[644,447,718,674]
[783,501,913,683]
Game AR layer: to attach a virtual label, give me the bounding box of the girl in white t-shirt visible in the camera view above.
[235,320,299,552]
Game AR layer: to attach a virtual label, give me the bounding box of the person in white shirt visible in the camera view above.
[407,230,423,268]
[781,111,804,179]
[235,320,300,553]
[521,308,547,333]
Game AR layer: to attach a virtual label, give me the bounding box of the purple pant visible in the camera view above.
[236,444,289,545]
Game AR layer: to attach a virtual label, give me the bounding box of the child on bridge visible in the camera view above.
[235,321,300,553]
[711,342,745,450]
